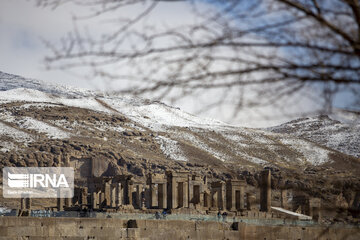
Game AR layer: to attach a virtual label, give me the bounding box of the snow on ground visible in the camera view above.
[0,71,95,98]
[0,121,33,142]
[17,117,71,139]
[0,141,17,152]
[173,130,229,162]
[0,113,70,139]
[280,138,330,166]
[101,98,227,131]
[0,88,55,103]
[155,136,188,161]
[238,152,269,165]
[0,71,352,167]
[268,115,360,158]
[0,89,112,114]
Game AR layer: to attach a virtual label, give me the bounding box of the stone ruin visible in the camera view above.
[18,168,323,221]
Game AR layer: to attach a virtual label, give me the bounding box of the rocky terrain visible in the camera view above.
[0,71,359,221]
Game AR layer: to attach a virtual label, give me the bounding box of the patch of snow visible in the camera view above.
[0,71,95,98]
[0,141,17,152]
[18,103,62,109]
[19,117,71,139]
[155,136,188,161]
[0,88,55,103]
[175,131,229,162]
[0,114,71,140]
[0,121,33,142]
[280,138,330,166]
[239,153,268,165]
[101,98,227,131]
[57,98,112,114]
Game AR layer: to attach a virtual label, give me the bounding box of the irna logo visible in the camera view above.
[7,172,69,188]
[3,167,74,198]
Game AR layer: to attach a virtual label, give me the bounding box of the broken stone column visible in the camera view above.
[81,187,88,206]
[260,169,271,212]
[20,195,31,210]
[57,197,64,211]
[64,190,71,208]
[57,189,63,211]
[20,197,26,210]
[281,189,288,209]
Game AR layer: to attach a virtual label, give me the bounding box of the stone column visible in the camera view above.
[211,189,218,209]
[199,186,204,207]
[116,183,122,207]
[81,187,88,206]
[20,197,26,210]
[260,169,271,212]
[127,181,133,205]
[91,192,98,209]
[158,183,167,209]
[281,189,288,209]
[111,185,117,208]
[170,177,177,209]
[183,181,189,208]
[64,191,71,208]
[104,182,111,207]
[150,183,157,208]
[135,185,141,209]
[239,186,245,210]
[230,187,236,211]
[188,178,193,206]
[57,197,64,211]
[57,189,63,211]
[220,182,226,210]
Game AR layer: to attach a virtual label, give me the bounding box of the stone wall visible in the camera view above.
[0,217,359,240]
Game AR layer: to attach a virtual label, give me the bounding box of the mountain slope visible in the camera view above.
[0,71,360,216]
[267,115,360,158]
[0,71,358,172]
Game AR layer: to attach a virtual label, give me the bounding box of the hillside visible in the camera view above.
[267,114,360,158]
[0,71,359,213]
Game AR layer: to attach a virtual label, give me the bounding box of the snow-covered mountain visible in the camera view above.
[0,71,95,98]
[0,71,359,180]
[267,115,360,158]
[1,71,360,215]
